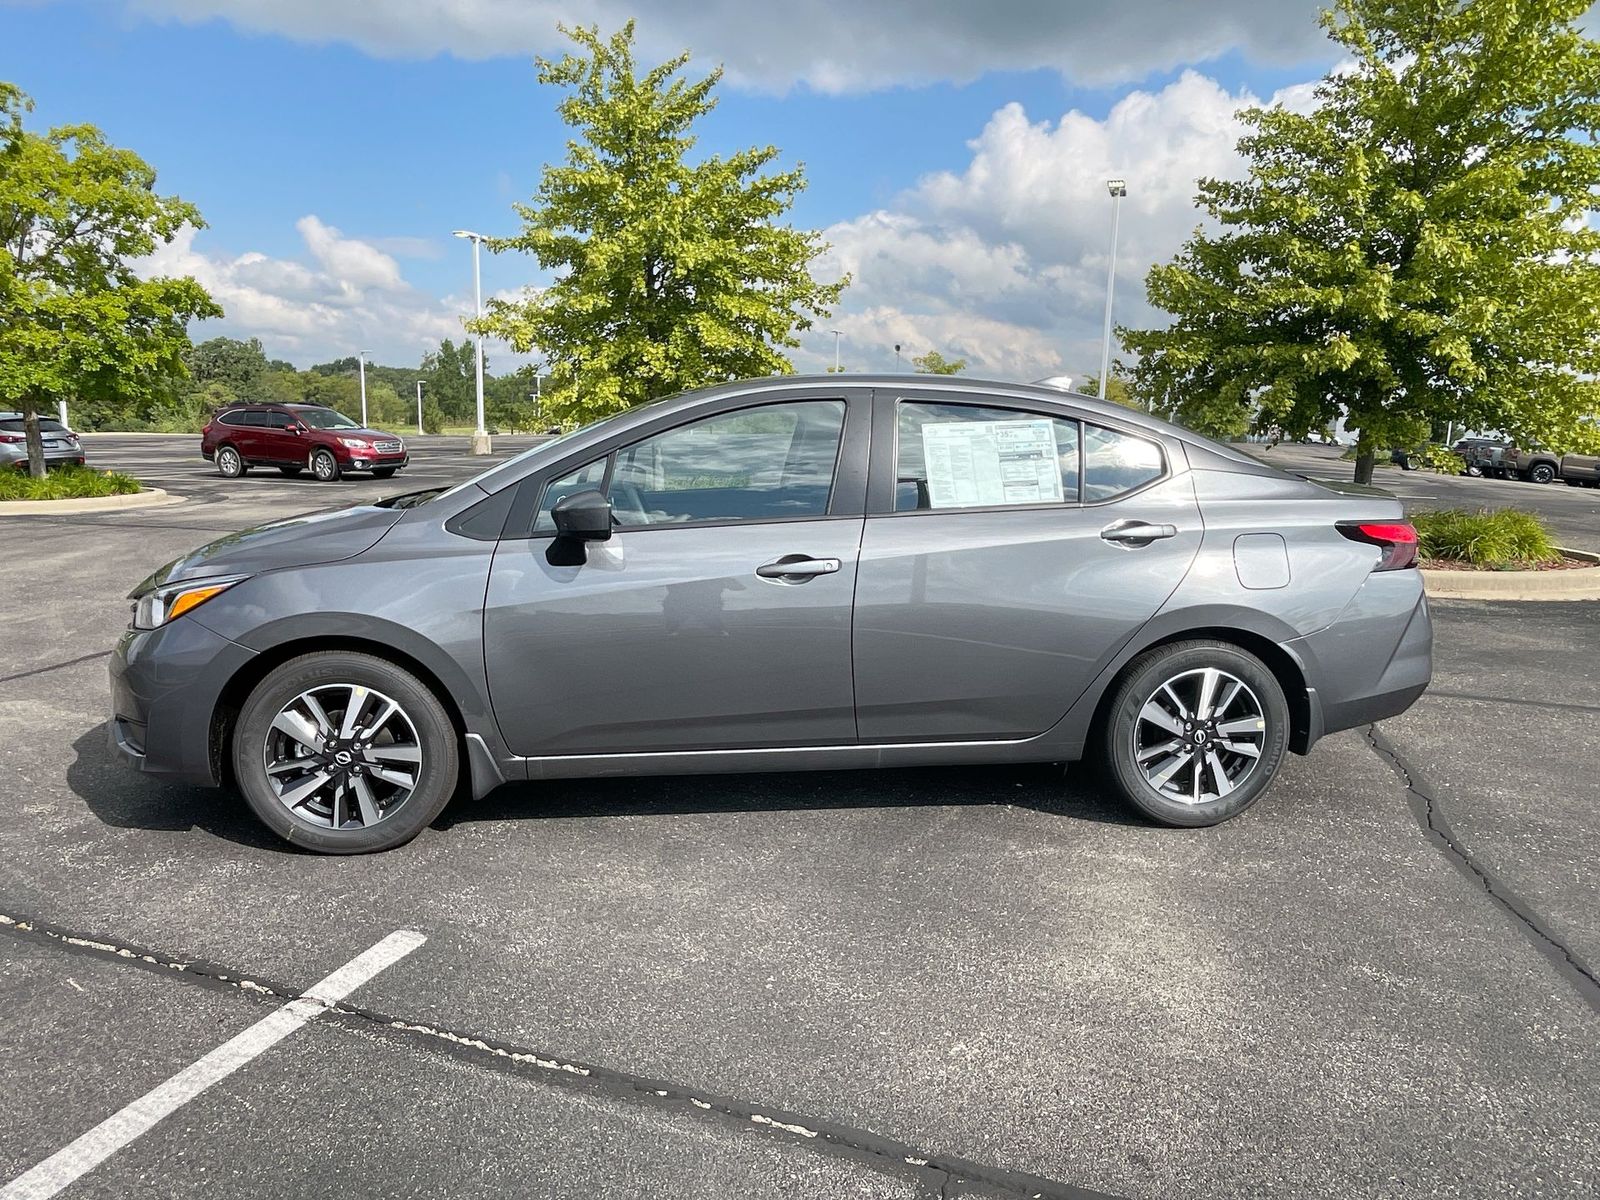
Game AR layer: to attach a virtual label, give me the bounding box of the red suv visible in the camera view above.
[201,404,408,482]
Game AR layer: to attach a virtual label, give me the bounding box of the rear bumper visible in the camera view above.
[1288,572,1433,746]
[109,618,257,787]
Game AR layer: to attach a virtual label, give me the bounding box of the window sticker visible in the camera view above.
[920,419,1065,509]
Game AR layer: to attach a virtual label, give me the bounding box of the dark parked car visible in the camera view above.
[200,403,407,482]
[1452,438,1510,477]
[113,375,1432,853]
[0,413,85,470]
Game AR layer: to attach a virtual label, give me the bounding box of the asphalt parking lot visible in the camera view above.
[1,434,1596,1198]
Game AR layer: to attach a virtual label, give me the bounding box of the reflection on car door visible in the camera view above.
[484,396,867,756]
[852,389,1203,742]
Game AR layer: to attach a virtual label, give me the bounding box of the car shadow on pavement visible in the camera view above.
[68,723,296,852]
[436,762,1151,830]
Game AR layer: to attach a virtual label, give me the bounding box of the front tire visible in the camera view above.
[311,449,341,482]
[1100,640,1289,828]
[232,651,459,854]
[216,445,245,478]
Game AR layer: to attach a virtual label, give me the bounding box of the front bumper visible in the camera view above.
[109,617,257,787]
[340,451,408,472]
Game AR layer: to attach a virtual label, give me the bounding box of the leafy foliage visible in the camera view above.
[1122,0,1600,481]
[0,82,221,474]
[1416,444,1465,475]
[1413,507,1561,566]
[0,463,142,500]
[475,22,847,423]
[911,350,966,375]
[1076,372,1150,414]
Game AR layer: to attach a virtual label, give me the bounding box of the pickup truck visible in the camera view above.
[1499,445,1600,485]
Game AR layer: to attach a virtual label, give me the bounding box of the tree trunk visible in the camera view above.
[1353,430,1376,485]
[21,395,46,480]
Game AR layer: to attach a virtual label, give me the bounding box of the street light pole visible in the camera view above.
[453,229,491,455]
[357,350,371,427]
[1099,179,1127,402]
[415,380,424,435]
[830,329,842,373]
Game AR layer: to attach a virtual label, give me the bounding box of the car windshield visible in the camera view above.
[294,408,360,429]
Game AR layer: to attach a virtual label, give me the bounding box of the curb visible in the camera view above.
[0,488,184,516]
[1422,547,1600,601]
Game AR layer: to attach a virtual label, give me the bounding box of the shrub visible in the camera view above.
[0,464,143,501]
[1411,507,1561,567]
[1416,444,1465,475]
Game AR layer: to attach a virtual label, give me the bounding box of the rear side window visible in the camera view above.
[1082,426,1164,501]
[894,400,1080,512]
[218,410,248,427]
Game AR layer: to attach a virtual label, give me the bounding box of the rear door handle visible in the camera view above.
[1100,520,1178,546]
[756,555,841,582]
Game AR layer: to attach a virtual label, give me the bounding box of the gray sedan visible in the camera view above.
[0,413,85,470]
[110,375,1432,853]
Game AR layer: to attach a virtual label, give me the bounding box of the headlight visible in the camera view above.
[338,437,370,450]
[129,575,248,630]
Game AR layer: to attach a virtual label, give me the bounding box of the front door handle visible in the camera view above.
[1100,520,1179,546]
[756,555,841,582]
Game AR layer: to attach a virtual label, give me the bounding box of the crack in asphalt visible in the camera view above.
[0,911,1122,1200]
[0,650,112,686]
[1363,726,1600,1014]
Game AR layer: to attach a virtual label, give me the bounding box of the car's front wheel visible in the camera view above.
[1100,640,1289,827]
[232,651,459,853]
[310,449,341,482]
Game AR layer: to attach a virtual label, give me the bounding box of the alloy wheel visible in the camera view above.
[218,447,241,476]
[1132,667,1267,805]
[313,452,337,481]
[262,683,423,829]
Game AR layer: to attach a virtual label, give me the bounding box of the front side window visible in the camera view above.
[895,400,1080,512]
[605,400,846,527]
[1082,425,1164,501]
[534,459,608,534]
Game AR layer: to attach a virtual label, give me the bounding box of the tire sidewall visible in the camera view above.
[1532,464,1556,484]
[233,652,458,854]
[312,450,340,481]
[1102,641,1290,828]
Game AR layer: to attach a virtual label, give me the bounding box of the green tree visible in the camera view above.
[0,83,220,474]
[421,338,477,422]
[1076,371,1152,415]
[911,350,966,375]
[187,336,268,397]
[1122,0,1600,482]
[477,22,847,423]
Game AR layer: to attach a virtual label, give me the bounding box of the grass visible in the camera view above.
[1412,507,1563,567]
[0,464,144,501]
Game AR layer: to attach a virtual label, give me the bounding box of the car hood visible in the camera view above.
[330,427,400,442]
[140,504,406,590]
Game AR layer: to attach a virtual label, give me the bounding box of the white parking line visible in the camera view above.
[0,929,426,1200]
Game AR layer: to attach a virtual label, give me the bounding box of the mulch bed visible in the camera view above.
[1419,555,1596,572]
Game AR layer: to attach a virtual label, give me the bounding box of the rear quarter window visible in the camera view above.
[1083,425,1165,501]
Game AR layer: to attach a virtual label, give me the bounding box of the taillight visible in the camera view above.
[0,434,22,444]
[1338,521,1418,571]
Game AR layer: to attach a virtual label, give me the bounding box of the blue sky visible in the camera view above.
[1,0,1337,376]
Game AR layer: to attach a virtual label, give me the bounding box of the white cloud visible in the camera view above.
[139,218,500,366]
[808,71,1319,379]
[125,0,1330,92]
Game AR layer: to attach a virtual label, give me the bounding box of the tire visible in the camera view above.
[1465,465,1483,477]
[232,651,459,854]
[216,445,246,478]
[278,466,303,477]
[311,449,341,482]
[1530,463,1557,485]
[1099,639,1290,828]
[371,467,397,479]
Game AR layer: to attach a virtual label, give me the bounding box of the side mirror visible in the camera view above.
[551,489,613,541]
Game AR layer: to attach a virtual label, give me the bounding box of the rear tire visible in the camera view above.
[311,449,341,482]
[1531,463,1557,484]
[1100,640,1289,828]
[232,651,459,854]
[216,445,245,478]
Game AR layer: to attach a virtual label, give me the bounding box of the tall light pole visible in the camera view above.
[1098,179,1128,402]
[830,329,842,373]
[452,229,491,455]
[357,350,371,427]
[415,380,425,435]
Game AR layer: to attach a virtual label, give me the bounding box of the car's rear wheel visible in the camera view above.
[1100,640,1289,827]
[1530,463,1557,484]
[311,449,341,482]
[371,467,397,479]
[278,466,303,477]
[216,445,245,478]
[232,651,459,854]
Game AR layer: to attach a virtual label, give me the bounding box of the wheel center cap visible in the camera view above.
[1192,730,1209,745]
[333,750,353,766]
